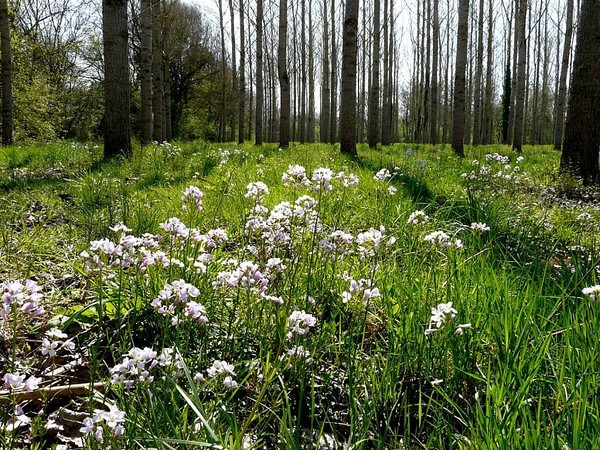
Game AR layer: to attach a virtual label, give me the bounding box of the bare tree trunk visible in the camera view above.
[140,0,153,145]
[367,0,380,148]
[299,0,306,143]
[238,0,245,143]
[380,0,391,145]
[483,0,493,144]
[451,0,469,157]
[307,0,315,142]
[339,0,359,156]
[321,0,331,143]
[218,0,227,142]
[0,0,13,145]
[102,0,131,158]
[228,0,237,141]
[560,0,600,183]
[255,0,264,145]
[152,0,164,143]
[329,0,337,143]
[553,0,573,150]
[164,55,172,141]
[429,0,439,144]
[278,0,290,148]
[472,0,484,145]
[512,0,527,152]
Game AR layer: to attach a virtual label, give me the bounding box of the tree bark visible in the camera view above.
[255,0,264,145]
[218,0,227,142]
[339,0,359,156]
[560,0,600,184]
[512,0,527,152]
[307,0,315,142]
[472,0,484,145]
[0,0,13,145]
[381,0,391,145]
[102,0,131,158]
[140,0,153,146]
[278,0,290,148]
[329,0,337,143]
[367,0,380,148]
[321,0,331,143]
[451,0,469,157]
[238,0,245,144]
[553,0,573,150]
[228,0,237,142]
[152,0,164,143]
[429,0,439,144]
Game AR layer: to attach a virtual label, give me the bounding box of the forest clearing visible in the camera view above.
[1,141,600,448]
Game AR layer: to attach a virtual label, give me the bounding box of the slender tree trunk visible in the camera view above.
[451,0,469,157]
[367,0,380,148]
[381,0,391,145]
[483,0,493,144]
[0,0,13,145]
[299,0,306,143]
[102,0,131,158]
[553,0,573,150]
[218,0,227,142]
[472,0,484,145]
[307,1,315,142]
[140,0,153,145]
[238,0,245,143]
[321,0,331,143]
[339,0,359,156]
[429,0,439,144]
[228,0,237,141]
[152,0,164,143]
[560,0,600,183]
[329,0,337,143]
[164,55,172,141]
[278,0,290,148]
[255,0,264,145]
[512,0,527,152]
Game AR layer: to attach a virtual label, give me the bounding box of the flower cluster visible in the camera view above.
[3,372,42,391]
[41,328,75,358]
[425,302,457,335]
[284,345,313,366]
[407,210,430,226]
[582,285,600,302]
[151,280,207,326]
[1,279,45,323]
[373,168,392,182]
[205,359,238,388]
[320,230,354,260]
[212,260,268,296]
[80,404,126,443]
[287,310,317,340]
[282,164,311,188]
[336,171,359,188]
[312,167,335,192]
[341,278,381,304]
[356,226,396,259]
[245,181,270,203]
[110,347,184,388]
[424,231,462,249]
[470,222,490,233]
[181,185,204,213]
[462,154,526,187]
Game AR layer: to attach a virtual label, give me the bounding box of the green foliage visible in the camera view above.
[1,142,600,449]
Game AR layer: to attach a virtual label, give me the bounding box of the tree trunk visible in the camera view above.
[380,0,391,145]
[218,0,227,142]
[429,0,439,144]
[278,0,290,148]
[307,0,315,142]
[560,0,600,184]
[472,0,484,145]
[367,0,380,148]
[228,0,237,141]
[339,0,359,156]
[451,0,469,157]
[238,0,245,144]
[255,0,264,145]
[102,0,131,158]
[321,0,331,143]
[152,0,164,143]
[483,0,493,144]
[139,0,153,145]
[299,0,306,143]
[329,0,337,143]
[0,0,13,145]
[512,0,527,152]
[553,0,574,150]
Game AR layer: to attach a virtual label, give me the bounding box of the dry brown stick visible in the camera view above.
[0,382,106,404]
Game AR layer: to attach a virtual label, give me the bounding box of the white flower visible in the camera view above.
[407,210,429,225]
[374,168,392,181]
[582,285,600,302]
[387,186,398,195]
[470,222,490,232]
[223,376,238,389]
[3,373,25,390]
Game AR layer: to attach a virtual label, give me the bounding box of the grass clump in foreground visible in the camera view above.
[1,141,600,449]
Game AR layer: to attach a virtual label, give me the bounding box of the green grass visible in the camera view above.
[1,140,599,449]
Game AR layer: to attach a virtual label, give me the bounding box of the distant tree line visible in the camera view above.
[0,0,598,181]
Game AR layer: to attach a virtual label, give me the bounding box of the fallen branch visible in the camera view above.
[0,382,106,404]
